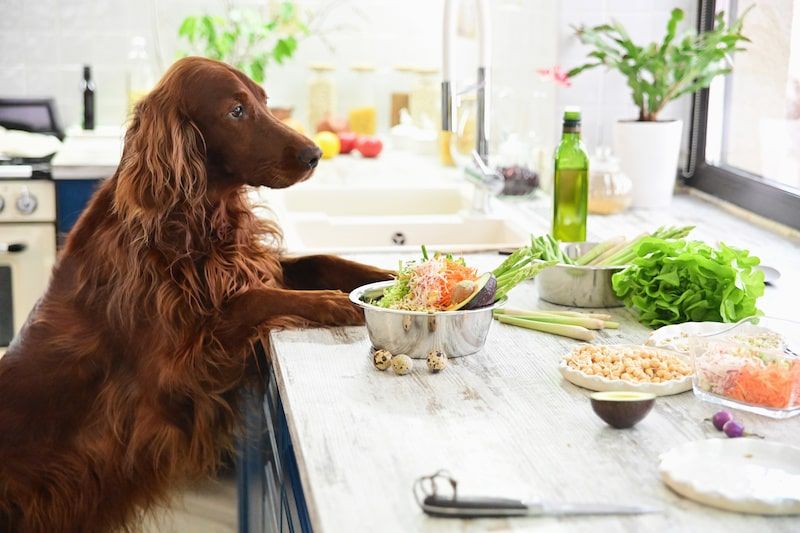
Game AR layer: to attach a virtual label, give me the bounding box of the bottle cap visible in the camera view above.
[83,65,91,80]
[563,106,581,122]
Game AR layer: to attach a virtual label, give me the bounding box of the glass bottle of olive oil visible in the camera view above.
[553,107,589,242]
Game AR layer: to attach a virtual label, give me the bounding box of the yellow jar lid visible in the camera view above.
[350,63,376,72]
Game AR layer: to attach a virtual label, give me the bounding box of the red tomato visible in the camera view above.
[355,136,383,158]
[337,131,358,154]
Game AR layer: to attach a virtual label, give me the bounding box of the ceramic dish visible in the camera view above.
[646,321,783,355]
[559,344,692,396]
[659,438,800,514]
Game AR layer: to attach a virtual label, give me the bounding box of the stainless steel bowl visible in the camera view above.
[535,242,625,308]
[350,281,500,359]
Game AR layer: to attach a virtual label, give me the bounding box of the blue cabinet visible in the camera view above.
[237,367,312,533]
[55,179,101,240]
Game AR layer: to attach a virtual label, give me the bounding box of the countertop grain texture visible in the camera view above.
[268,193,800,533]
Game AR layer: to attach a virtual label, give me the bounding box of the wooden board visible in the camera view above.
[270,193,800,532]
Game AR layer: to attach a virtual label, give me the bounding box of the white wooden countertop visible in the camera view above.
[269,192,800,532]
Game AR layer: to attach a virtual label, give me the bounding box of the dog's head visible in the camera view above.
[117,57,320,216]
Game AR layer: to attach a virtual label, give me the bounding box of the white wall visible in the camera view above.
[0,0,697,161]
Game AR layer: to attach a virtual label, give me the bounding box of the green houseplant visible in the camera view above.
[177,1,310,84]
[566,8,751,208]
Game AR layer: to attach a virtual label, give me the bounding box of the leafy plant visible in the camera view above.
[567,8,752,121]
[611,238,764,327]
[178,1,309,83]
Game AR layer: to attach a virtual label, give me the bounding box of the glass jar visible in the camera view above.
[126,36,155,118]
[689,316,800,418]
[348,64,377,135]
[390,65,414,127]
[308,63,336,132]
[588,147,633,214]
[409,66,439,130]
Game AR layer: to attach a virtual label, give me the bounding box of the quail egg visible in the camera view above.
[426,350,448,373]
[372,349,393,371]
[391,354,413,375]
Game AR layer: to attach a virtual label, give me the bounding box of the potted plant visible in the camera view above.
[566,8,751,208]
[178,1,309,120]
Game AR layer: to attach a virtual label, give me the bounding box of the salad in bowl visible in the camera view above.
[350,246,554,358]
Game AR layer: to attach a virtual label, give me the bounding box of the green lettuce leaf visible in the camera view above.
[611,238,765,327]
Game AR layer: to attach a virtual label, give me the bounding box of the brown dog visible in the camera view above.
[0,57,390,532]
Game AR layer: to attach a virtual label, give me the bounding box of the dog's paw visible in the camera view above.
[318,291,365,326]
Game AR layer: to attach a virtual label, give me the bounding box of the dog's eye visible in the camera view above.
[230,105,244,119]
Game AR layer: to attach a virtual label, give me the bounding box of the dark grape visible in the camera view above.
[711,410,733,431]
[497,165,539,196]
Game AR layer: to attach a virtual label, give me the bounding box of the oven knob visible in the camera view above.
[16,189,38,215]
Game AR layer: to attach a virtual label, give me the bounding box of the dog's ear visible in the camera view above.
[114,90,207,222]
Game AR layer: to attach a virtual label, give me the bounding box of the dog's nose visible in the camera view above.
[298,146,322,169]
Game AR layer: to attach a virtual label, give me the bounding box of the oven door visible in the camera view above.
[0,222,55,348]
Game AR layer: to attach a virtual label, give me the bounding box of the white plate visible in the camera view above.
[559,344,692,397]
[645,322,729,354]
[646,322,780,355]
[659,439,800,514]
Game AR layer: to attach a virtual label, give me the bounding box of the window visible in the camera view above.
[688,0,800,229]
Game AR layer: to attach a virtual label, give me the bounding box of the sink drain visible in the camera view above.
[391,232,406,245]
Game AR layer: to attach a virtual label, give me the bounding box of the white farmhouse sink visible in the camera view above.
[249,158,528,254]
[281,214,527,254]
[272,184,472,216]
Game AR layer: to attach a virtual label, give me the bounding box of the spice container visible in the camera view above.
[689,316,800,419]
[390,65,413,127]
[308,63,336,132]
[588,148,632,215]
[348,64,377,135]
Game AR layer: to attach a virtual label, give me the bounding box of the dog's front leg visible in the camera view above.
[280,255,394,293]
[217,286,363,342]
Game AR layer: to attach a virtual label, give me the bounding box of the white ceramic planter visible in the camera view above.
[613,119,683,209]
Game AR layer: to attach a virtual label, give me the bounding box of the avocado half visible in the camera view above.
[448,273,497,311]
[589,391,656,429]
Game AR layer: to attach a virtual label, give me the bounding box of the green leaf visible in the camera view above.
[249,57,266,83]
[178,16,198,43]
[612,238,764,326]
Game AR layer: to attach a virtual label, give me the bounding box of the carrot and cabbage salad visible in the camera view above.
[374,245,555,312]
[377,251,478,312]
[723,360,800,409]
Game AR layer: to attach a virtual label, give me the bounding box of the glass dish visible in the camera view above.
[689,316,800,419]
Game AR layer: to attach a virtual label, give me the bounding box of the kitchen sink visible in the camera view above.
[281,214,527,253]
[271,184,472,216]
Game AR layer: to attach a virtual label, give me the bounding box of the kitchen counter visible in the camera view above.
[261,192,800,532]
[50,126,124,180]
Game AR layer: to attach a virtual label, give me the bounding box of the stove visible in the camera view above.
[0,178,56,351]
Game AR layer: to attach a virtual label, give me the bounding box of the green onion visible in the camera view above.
[574,237,624,266]
[596,225,695,266]
[495,315,596,341]
[493,309,605,329]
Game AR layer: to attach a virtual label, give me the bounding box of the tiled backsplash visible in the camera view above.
[1,0,696,159]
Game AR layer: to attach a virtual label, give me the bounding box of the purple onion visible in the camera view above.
[723,420,745,438]
[711,410,733,431]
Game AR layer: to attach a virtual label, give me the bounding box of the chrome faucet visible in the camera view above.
[441,0,491,164]
[442,0,496,213]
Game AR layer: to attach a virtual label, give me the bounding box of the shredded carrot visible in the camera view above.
[439,260,478,308]
[723,360,800,409]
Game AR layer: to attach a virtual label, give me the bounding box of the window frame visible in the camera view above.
[685,0,800,230]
